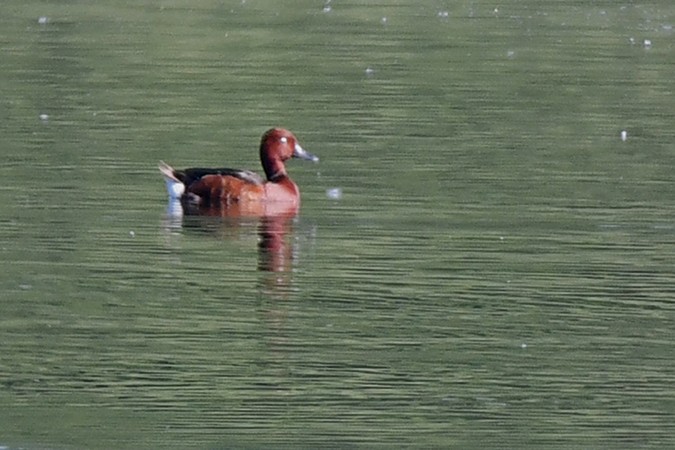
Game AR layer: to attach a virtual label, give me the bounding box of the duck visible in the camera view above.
[159,128,318,210]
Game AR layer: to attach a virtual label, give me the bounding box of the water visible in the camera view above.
[1,1,674,448]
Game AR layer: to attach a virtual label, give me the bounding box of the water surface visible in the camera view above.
[1,1,674,448]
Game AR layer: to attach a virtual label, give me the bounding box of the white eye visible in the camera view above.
[280,137,288,144]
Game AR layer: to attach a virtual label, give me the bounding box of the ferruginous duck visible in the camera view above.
[159,128,318,210]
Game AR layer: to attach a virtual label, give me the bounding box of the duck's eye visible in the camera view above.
[280,137,288,144]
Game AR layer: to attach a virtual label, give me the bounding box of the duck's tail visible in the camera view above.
[158,161,185,199]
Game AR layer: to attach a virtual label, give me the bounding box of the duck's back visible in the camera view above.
[178,167,264,187]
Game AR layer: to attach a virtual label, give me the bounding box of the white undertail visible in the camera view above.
[158,161,185,200]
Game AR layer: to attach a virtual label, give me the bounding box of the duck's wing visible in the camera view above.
[176,166,265,186]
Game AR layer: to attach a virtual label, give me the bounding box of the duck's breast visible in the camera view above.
[264,178,300,205]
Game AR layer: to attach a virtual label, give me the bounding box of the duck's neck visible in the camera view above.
[262,155,287,182]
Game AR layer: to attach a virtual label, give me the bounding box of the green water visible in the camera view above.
[1,1,674,448]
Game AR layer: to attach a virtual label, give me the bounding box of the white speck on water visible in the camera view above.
[323,6,331,13]
[643,39,652,48]
[499,236,505,241]
[129,230,136,237]
[628,37,636,45]
[38,16,49,25]
[19,284,33,290]
[381,16,388,25]
[326,187,342,200]
[365,67,375,76]
[521,343,528,349]
[437,11,449,18]
[620,130,628,141]
[507,50,516,58]
[39,113,49,122]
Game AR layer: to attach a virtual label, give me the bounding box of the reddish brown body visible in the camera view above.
[188,175,266,205]
[159,128,318,214]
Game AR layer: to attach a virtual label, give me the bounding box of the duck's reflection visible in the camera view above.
[163,199,298,296]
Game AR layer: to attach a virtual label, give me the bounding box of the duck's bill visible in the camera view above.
[294,143,319,162]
